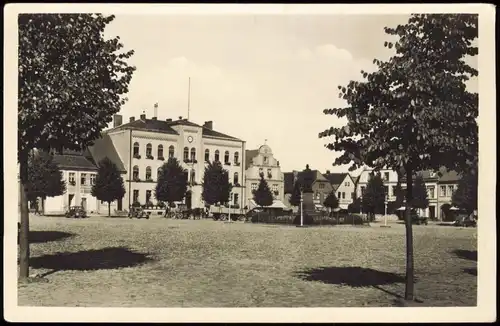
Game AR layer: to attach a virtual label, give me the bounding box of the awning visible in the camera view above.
[338,204,349,210]
[249,200,287,209]
[315,204,323,208]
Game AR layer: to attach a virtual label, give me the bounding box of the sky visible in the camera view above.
[103,14,478,176]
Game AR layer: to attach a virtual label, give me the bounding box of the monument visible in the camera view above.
[300,164,316,216]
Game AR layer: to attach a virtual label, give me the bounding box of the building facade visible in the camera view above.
[245,144,285,208]
[43,150,101,214]
[355,168,400,202]
[283,168,334,211]
[93,114,246,210]
[323,172,356,210]
[400,168,461,220]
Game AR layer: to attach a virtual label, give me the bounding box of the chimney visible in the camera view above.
[113,114,123,128]
[129,116,135,123]
[152,117,157,120]
[140,113,146,120]
[203,121,213,130]
[166,118,172,122]
[326,170,330,175]
[178,116,183,120]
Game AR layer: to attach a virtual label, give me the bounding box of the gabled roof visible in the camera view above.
[52,153,98,171]
[87,134,127,173]
[109,118,179,135]
[202,127,242,141]
[400,167,460,183]
[324,173,348,186]
[245,149,259,170]
[107,118,242,141]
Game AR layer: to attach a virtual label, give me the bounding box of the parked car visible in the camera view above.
[453,214,477,227]
[128,206,150,219]
[65,206,88,218]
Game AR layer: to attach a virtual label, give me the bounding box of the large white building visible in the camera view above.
[356,167,400,202]
[245,144,285,209]
[91,114,246,210]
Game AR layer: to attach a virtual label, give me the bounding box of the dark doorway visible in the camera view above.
[117,199,123,211]
[185,191,192,210]
[68,194,75,207]
[429,206,436,220]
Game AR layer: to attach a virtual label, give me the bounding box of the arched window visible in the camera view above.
[145,166,152,180]
[146,143,152,157]
[157,145,164,159]
[190,169,196,184]
[157,167,162,179]
[234,152,239,164]
[133,165,139,180]
[233,172,239,185]
[133,142,140,156]
[214,150,220,162]
[190,148,196,162]
[224,151,230,164]
[168,145,175,158]
[205,149,210,162]
[183,147,189,161]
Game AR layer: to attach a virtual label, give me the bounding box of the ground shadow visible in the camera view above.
[295,266,419,300]
[17,231,75,244]
[463,268,477,276]
[435,222,454,226]
[452,249,477,262]
[30,247,155,277]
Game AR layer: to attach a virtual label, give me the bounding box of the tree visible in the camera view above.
[323,191,339,211]
[202,161,232,208]
[361,173,386,221]
[411,174,429,214]
[91,157,125,217]
[18,14,135,279]
[26,150,66,214]
[319,14,478,301]
[253,173,274,208]
[155,158,188,208]
[289,181,302,208]
[452,171,478,214]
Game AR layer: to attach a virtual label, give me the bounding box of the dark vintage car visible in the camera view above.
[453,214,477,227]
[65,206,88,218]
[128,206,150,219]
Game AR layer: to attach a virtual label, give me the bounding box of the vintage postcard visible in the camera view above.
[4,3,496,323]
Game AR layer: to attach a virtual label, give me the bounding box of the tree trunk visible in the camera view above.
[19,155,30,279]
[41,196,45,215]
[404,166,415,301]
[108,202,111,217]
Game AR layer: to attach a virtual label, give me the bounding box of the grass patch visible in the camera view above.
[18,216,477,307]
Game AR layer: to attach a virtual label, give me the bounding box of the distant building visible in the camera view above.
[356,168,399,202]
[91,114,246,210]
[283,167,333,211]
[245,144,285,209]
[42,148,126,214]
[400,168,461,220]
[323,171,356,210]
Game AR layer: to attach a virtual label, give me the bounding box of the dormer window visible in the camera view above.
[263,156,269,165]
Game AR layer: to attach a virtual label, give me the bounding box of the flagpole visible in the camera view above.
[187,77,191,120]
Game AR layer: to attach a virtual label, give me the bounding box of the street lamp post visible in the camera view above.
[300,190,304,227]
[384,196,388,227]
[228,193,233,223]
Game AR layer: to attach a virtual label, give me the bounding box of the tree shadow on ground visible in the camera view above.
[295,266,419,300]
[463,268,477,276]
[17,231,75,244]
[452,249,477,262]
[30,247,155,277]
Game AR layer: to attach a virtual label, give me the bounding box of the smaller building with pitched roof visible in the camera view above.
[323,171,356,210]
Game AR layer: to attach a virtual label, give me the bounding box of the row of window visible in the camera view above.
[132,190,241,206]
[250,183,280,196]
[68,172,96,186]
[132,142,240,164]
[132,166,241,185]
[258,168,274,179]
[359,185,457,199]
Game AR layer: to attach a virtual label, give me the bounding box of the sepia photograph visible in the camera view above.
[4,3,496,323]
